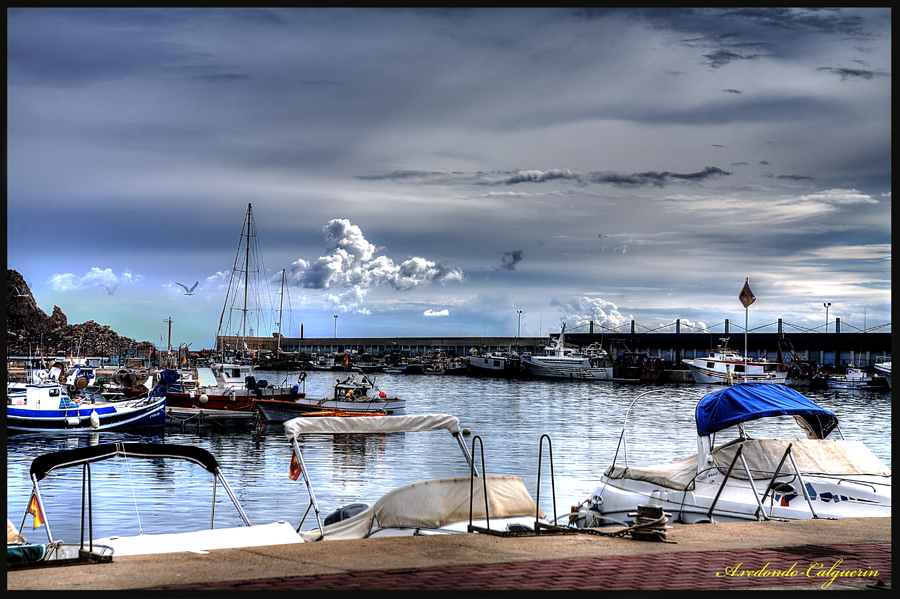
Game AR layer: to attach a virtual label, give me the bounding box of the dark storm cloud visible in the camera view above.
[496,250,524,271]
[701,47,769,68]
[357,170,450,181]
[501,169,579,185]
[763,174,816,182]
[587,166,731,187]
[359,166,733,189]
[817,67,889,81]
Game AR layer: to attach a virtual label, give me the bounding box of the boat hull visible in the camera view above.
[685,362,787,384]
[521,358,612,380]
[7,397,166,433]
[164,389,299,411]
[256,397,407,422]
[466,356,524,378]
[577,471,891,526]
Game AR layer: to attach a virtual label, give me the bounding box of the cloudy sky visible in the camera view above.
[7,8,891,349]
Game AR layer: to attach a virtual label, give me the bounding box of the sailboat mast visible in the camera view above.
[277,268,285,352]
[242,203,252,348]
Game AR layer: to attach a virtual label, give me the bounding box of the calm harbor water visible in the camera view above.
[7,371,891,543]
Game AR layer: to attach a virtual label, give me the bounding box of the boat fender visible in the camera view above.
[90,410,100,429]
[199,393,209,404]
[379,391,386,398]
[298,372,307,382]
[229,392,235,402]
[66,416,80,427]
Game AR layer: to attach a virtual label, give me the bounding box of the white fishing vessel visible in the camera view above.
[572,384,891,528]
[520,324,613,380]
[683,338,787,384]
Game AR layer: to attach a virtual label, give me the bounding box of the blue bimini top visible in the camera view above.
[695,383,838,439]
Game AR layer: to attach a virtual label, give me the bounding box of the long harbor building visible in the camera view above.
[218,317,891,368]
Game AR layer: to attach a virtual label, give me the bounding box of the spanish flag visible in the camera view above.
[289,452,302,481]
[27,491,44,529]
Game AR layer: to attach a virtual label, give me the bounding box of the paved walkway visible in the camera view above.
[153,543,890,591]
[9,518,890,591]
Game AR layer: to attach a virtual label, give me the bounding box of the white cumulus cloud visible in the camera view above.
[288,219,464,293]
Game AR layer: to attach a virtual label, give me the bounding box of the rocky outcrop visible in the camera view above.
[6,269,154,357]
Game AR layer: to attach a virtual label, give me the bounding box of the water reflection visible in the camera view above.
[7,372,890,542]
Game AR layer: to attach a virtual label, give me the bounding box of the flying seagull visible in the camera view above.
[100,282,118,296]
[176,281,199,296]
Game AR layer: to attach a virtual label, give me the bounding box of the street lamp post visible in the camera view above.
[823,303,831,333]
[334,315,338,338]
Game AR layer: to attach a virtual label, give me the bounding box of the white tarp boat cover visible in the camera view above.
[605,454,700,491]
[284,413,461,439]
[300,476,542,541]
[605,438,891,490]
[710,438,891,480]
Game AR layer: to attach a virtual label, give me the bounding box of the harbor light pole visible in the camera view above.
[516,310,522,339]
[823,303,831,334]
[334,315,338,338]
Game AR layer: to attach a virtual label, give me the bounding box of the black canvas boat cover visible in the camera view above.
[29,443,220,482]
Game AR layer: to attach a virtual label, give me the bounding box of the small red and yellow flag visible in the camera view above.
[289,452,302,481]
[27,491,44,529]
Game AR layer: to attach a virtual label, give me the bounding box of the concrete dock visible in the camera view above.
[7,517,890,591]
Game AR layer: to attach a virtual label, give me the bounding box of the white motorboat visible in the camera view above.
[683,338,787,385]
[284,413,557,540]
[572,384,890,527]
[520,324,613,380]
[8,443,303,565]
[874,356,891,389]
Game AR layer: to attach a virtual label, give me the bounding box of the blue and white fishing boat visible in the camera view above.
[811,364,889,391]
[573,384,890,527]
[7,368,166,433]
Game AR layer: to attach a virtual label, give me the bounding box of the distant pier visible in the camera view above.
[219,316,891,368]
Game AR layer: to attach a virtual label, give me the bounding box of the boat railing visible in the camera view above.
[706,442,819,522]
[467,434,579,537]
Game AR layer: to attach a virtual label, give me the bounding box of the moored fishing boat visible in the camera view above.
[7,371,166,433]
[466,349,525,378]
[683,338,787,385]
[255,374,406,422]
[520,324,613,380]
[811,364,889,391]
[163,366,304,410]
[421,355,468,375]
[572,384,891,528]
